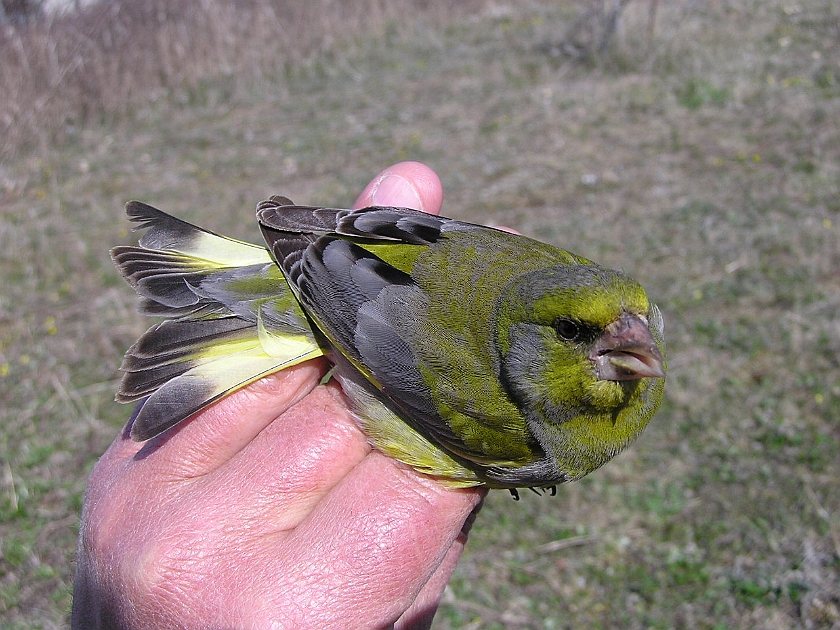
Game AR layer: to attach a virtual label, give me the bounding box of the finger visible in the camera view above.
[493,225,521,234]
[109,359,329,478]
[393,543,466,630]
[394,496,485,630]
[201,383,372,530]
[353,161,443,215]
[250,452,484,628]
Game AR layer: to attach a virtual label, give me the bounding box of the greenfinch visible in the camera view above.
[112,197,665,490]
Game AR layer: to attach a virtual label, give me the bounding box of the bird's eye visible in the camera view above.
[553,318,581,342]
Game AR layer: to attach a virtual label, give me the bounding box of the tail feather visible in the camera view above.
[113,201,323,441]
[121,317,258,365]
[129,350,314,441]
[136,298,228,320]
[127,201,271,266]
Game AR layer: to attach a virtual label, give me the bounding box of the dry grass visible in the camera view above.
[0,0,486,160]
[2,0,839,628]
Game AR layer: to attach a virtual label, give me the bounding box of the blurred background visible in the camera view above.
[1,0,838,627]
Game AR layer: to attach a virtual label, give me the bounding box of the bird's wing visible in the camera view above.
[258,200,533,467]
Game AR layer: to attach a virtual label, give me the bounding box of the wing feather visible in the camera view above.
[259,205,482,458]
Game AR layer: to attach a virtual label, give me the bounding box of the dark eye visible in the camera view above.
[553,318,582,342]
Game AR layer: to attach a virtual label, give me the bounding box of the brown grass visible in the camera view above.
[0,0,488,159]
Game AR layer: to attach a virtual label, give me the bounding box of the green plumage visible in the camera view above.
[112,196,665,489]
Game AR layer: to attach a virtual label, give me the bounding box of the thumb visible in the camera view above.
[353,161,443,215]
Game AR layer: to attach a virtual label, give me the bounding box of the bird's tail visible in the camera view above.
[111,201,322,441]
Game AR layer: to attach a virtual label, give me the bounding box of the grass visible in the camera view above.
[2,0,839,627]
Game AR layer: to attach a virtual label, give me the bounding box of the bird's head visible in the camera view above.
[495,264,666,479]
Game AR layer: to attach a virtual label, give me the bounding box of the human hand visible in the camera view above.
[72,162,486,630]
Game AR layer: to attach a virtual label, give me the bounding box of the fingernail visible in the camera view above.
[371,174,423,211]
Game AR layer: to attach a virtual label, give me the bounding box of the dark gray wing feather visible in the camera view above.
[257,201,467,450]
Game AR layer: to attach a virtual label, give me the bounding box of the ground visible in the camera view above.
[1,1,838,627]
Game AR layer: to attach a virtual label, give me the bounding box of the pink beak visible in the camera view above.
[591,313,665,381]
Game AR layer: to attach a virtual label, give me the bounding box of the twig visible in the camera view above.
[535,533,599,554]
[804,481,840,559]
[3,460,19,513]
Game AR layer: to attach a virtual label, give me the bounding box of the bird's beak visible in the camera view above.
[591,313,665,381]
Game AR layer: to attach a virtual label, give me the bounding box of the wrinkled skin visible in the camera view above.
[72,162,486,630]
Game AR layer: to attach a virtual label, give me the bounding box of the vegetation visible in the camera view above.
[1,0,838,627]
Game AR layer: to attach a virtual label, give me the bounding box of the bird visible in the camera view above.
[111,196,665,490]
